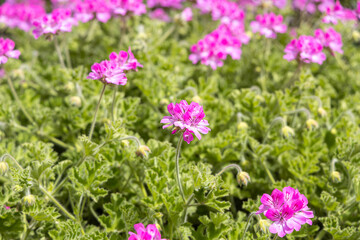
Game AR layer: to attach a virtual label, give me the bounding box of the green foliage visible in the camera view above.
[0,4,360,240]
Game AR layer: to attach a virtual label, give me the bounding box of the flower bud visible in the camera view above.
[353,31,360,41]
[331,128,337,135]
[237,122,248,131]
[121,140,130,148]
[4,205,10,210]
[65,82,75,92]
[154,212,163,218]
[192,95,202,103]
[155,223,162,231]
[331,171,341,183]
[160,99,169,106]
[318,107,327,118]
[281,126,295,138]
[237,171,251,186]
[136,145,151,158]
[306,119,318,130]
[258,219,271,233]
[23,195,36,206]
[69,96,81,107]
[13,185,23,192]
[0,161,8,175]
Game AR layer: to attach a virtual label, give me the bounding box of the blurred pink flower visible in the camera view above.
[32,8,78,39]
[109,47,143,71]
[0,38,21,65]
[250,13,287,39]
[189,24,246,70]
[181,7,192,22]
[322,1,356,24]
[0,2,46,32]
[314,28,343,54]
[147,0,184,9]
[129,223,166,240]
[256,187,314,238]
[284,36,326,65]
[161,100,210,144]
[149,8,171,22]
[4,205,10,210]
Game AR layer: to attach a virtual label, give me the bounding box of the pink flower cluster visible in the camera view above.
[32,8,78,39]
[322,1,356,24]
[314,27,343,54]
[292,0,334,14]
[87,47,142,85]
[250,13,287,39]
[0,2,46,32]
[129,223,166,240]
[238,0,286,9]
[284,36,326,64]
[284,27,343,65]
[161,100,211,144]
[189,24,246,70]
[147,0,185,9]
[256,187,314,238]
[0,38,21,65]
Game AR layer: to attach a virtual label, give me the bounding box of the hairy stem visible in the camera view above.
[175,136,186,202]
[262,161,275,184]
[89,84,107,140]
[111,86,118,122]
[54,37,66,69]
[242,212,256,240]
[7,77,35,125]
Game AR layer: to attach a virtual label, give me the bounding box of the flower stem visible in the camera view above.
[111,86,118,122]
[2,153,23,170]
[262,161,275,184]
[216,164,242,177]
[175,136,186,202]
[273,235,278,240]
[39,185,76,222]
[89,84,107,140]
[242,212,255,240]
[54,37,66,69]
[6,77,35,125]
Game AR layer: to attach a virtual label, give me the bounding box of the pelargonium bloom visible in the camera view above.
[161,100,210,144]
[87,47,142,85]
[256,187,314,238]
[283,35,326,65]
[0,38,21,65]
[322,1,356,24]
[147,0,184,9]
[110,0,147,16]
[149,8,171,22]
[314,28,343,54]
[180,7,192,22]
[250,13,287,39]
[32,8,78,39]
[129,223,166,240]
[189,24,243,70]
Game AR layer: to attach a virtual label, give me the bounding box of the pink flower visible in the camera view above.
[4,205,10,210]
[256,187,314,238]
[161,100,210,144]
[250,13,287,39]
[32,8,78,39]
[189,24,244,70]
[87,60,127,85]
[128,223,166,240]
[314,28,343,54]
[284,36,326,65]
[110,0,146,16]
[88,47,142,85]
[109,47,143,71]
[0,38,21,65]
[238,0,286,9]
[147,0,184,9]
[0,2,46,32]
[322,1,356,24]
[181,7,192,22]
[149,8,171,22]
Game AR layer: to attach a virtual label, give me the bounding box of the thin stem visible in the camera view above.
[2,154,23,170]
[263,117,285,144]
[89,84,107,140]
[7,77,35,124]
[273,235,278,240]
[216,164,242,177]
[111,86,118,122]
[242,212,256,240]
[54,37,66,69]
[175,136,186,202]
[39,185,76,222]
[262,161,275,184]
